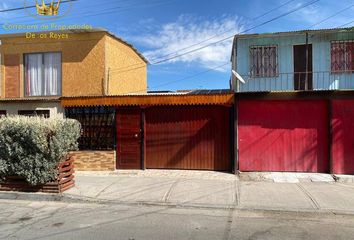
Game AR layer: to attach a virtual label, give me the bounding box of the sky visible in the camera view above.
[0,0,353,93]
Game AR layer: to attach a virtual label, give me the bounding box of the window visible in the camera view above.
[65,107,115,150]
[24,52,62,96]
[250,46,278,77]
[0,111,6,118]
[18,110,50,118]
[331,40,354,73]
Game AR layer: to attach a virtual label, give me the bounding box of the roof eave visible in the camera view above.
[233,27,354,39]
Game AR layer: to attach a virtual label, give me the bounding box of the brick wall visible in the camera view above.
[70,151,115,171]
[4,54,20,98]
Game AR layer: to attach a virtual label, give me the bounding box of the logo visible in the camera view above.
[36,0,61,16]
[24,0,73,20]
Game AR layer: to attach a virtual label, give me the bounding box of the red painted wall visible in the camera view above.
[238,100,329,173]
[332,100,354,174]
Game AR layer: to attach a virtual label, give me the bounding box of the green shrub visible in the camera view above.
[0,116,81,186]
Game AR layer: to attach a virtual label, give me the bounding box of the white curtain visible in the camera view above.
[25,53,61,96]
[25,54,42,96]
[44,53,61,96]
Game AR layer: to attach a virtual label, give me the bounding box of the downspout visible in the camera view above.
[305,32,309,90]
[0,40,2,97]
[232,37,239,174]
[232,37,239,92]
[0,53,1,97]
[107,68,110,95]
[235,38,239,92]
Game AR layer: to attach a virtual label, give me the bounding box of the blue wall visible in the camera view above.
[235,30,354,92]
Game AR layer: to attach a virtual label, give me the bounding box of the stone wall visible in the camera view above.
[71,151,115,171]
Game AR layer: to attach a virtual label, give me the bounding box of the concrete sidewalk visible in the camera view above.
[59,171,354,214]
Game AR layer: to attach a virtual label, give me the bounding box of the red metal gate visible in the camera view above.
[145,106,231,171]
[238,100,329,173]
[332,100,354,174]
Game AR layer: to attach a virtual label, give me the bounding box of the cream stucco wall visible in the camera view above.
[0,101,64,118]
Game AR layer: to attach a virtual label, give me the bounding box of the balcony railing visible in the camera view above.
[237,71,354,92]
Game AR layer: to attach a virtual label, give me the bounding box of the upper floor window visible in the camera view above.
[250,46,278,77]
[331,40,354,73]
[24,52,62,96]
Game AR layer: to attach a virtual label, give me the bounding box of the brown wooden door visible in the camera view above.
[294,44,313,90]
[116,108,142,169]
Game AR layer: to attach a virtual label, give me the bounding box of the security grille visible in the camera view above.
[65,107,115,150]
[250,45,278,77]
[331,40,354,73]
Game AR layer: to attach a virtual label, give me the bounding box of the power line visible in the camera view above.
[105,0,302,73]
[336,20,354,28]
[3,0,319,76]
[105,0,317,74]
[145,0,297,63]
[152,0,320,65]
[119,62,230,94]
[309,3,354,29]
[1,0,174,25]
[0,0,126,22]
[0,0,79,13]
[252,0,296,21]
[110,0,320,74]
[151,63,229,89]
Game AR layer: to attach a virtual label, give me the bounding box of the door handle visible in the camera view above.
[134,133,139,138]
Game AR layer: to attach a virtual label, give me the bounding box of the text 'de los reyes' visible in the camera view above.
[26,32,69,40]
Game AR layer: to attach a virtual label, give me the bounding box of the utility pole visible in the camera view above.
[305,32,309,90]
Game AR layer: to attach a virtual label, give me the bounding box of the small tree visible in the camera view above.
[0,116,81,186]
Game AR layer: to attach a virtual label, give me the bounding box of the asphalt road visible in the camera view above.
[1,200,354,240]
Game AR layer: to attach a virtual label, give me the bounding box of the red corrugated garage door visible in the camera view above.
[332,100,354,174]
[238,100,329,173]
[145,106,231,171]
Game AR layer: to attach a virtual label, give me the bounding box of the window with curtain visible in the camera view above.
[331,40,354,73]
[25,52,62,96]
[250,46,278,77]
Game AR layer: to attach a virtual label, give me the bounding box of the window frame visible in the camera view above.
[23,51,62,97]
[18,110,50,118]
[249,45,279,78]
[330,40,354,74]
[0,110,6,118]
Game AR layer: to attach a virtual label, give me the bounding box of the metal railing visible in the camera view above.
[237,70,354,92]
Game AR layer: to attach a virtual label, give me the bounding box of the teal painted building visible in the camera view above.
[231,28,354,92]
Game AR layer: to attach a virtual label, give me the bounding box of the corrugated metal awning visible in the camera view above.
[0,97,60,102]
[61,93,234,107]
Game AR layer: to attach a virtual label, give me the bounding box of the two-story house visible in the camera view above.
[0,28,148,118]
[0,28,235,174]
[231,27,354,175]
[231,27,353,92]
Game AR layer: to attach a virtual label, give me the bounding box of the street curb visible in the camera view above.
[2,191,354,217]
[0,191,63,202]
